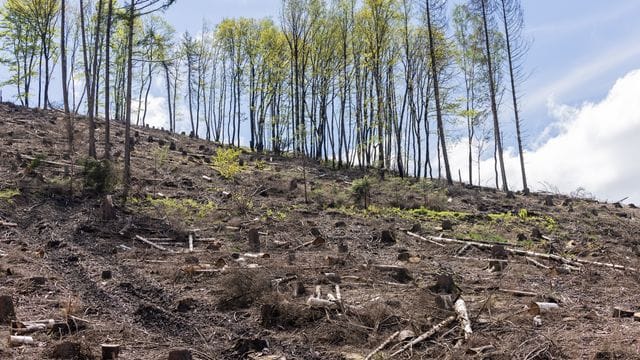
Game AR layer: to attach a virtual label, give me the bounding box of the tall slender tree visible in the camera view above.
[424,0,453,184]
[499,0,528,192]
[477,0,509,191]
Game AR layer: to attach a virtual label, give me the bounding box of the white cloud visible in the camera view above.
[523,40,640,114]
[452,69,640,204]
[142,94,170,130]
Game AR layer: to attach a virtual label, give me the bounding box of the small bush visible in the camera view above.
[212,148,244,179]
[82,158,116,193]
[218,270,270,310]
[152,145,170,174]
[351,176,372,209]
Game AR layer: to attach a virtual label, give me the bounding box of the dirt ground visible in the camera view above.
[1,102,640,359]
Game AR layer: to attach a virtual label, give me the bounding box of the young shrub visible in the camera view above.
[351,176,372,209]
[82,158,116,194]
[212,148,244,179]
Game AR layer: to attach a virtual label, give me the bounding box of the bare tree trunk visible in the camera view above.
[123,1,135,200]
[60,0,73,154]
[104,0,113,159]
[481,0,509,191]
[425,0,453,185]
[500,0,528,193]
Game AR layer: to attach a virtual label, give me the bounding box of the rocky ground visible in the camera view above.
[0,102,639,359]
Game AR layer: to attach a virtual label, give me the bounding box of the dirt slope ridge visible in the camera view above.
[1,102,640,359]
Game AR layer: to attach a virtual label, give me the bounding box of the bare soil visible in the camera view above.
[1,102,640,359]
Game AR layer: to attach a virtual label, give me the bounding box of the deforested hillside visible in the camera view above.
[0,103,639,359]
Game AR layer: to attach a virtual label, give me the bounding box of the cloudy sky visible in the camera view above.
[161,0,640,203]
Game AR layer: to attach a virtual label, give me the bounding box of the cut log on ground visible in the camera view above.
[529,302,560,315]
[306,297,338,310]
[9,335,34,346]
[0,221,18,227]
[454,298,473,339]
[612,307,636,318]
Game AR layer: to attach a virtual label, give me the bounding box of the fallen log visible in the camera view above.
[0,221,18,227]
[526,257,550,270]
[364,331,399,360]
[135,235,174,253]
[407,231,446,247]
[412,233,639,272]
[389,315,457,357]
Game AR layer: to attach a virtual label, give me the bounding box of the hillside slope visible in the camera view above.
[0,102,639,359]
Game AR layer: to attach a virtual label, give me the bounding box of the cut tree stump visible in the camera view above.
[52,341,82,359]
[101,195,115,221]
[101,344,121,359]
[612,307,635,318]
[247,228,260,252]
[168,349,193,360]
[0,295,16,324]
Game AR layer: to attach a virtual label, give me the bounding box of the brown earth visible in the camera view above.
[0,102,639,359]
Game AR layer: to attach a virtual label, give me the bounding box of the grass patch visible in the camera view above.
[143,196,216,224]
[465,231,510,244]
[0,189,20,203]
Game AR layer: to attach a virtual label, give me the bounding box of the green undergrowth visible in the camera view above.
[0,189,20,203]
[131,195,216,224]
[212,148,244,179]
[334,204,469,221]
[488,209,557,231]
